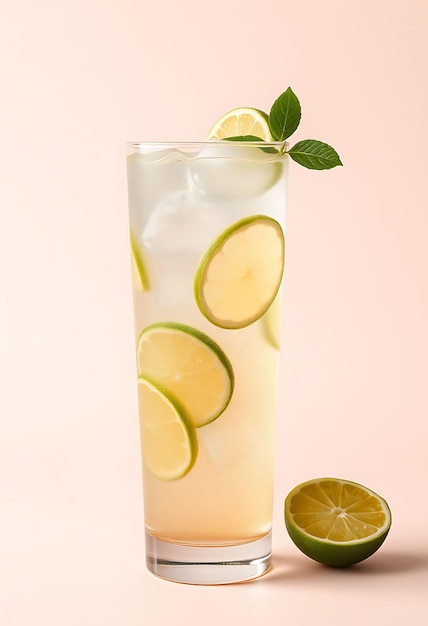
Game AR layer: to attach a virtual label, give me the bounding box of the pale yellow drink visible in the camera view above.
[127,142,288,582]
[142,319,279,543]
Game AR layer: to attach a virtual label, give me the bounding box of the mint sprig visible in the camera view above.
[269,87,302,141]
[224,135,279,154]
[287,139,342,170]
[226,87,342,170]
[269,87,342,169]
[224,135,265,142]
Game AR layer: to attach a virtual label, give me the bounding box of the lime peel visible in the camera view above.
[261,291,282,349]
[207,107,272,141]
[284,477,392,567]
[130,230,149,291]
[137,321,234,428]
[138,377,198,481]
[194,215,285,330]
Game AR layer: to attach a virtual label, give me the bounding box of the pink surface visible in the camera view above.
[1,0,427,624]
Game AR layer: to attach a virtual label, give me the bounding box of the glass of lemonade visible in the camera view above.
[127,140,288,584]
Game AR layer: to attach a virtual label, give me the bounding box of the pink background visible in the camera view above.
[1,0,428,624]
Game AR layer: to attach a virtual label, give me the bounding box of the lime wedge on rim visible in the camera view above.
[207,107,272,141]
[137,322,234,428]
[284,477,392,567]
[194,215,285,329]
[137,377,197,481]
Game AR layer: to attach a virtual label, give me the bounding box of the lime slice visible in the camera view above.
[137,322,234,428]
[194,215,285,329]
[207,107,272,141]
[137,377,197,480]
[261,291,282,349]
[130,231,149,291]
[284,478,392,567]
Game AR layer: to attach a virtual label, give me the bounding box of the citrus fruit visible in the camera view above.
[207,107,272,141]
[137,322,234,428]
[261,291,282,349]
[137,377,197,481]
[194,215,285,329]
[130,231,149,291]
[284,477,392,567]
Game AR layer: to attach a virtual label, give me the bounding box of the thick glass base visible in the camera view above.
[145,531,272,585]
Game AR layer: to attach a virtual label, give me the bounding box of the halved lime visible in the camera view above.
[137,377,197,481]
[130,231,149,291]
[194,215,285,329]
[284,477,392,567]
[207,107,272,141]
[137,322,234,428]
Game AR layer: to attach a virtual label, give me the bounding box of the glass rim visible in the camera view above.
[127,140,289,150]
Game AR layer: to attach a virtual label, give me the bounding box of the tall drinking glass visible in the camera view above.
[126,141,288,584]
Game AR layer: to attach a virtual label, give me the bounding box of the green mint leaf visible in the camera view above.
[287,139,342,170]
[224,135,278,154]
[269,87,301,141]
[224,135,265,142]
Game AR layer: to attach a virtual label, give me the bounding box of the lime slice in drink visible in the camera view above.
[130,231,149,291]
[207,107,272,141]
[137,322,234,428]
[137,377,197,480]
[194,215,285,329]
[284,477,392,567]
[261,291,282,349]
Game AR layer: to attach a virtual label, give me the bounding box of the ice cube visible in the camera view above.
[139,192,229,311]
[142,191,227,253]
[127,149,191,233]
[190,143,283,198]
